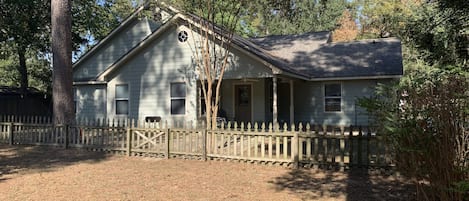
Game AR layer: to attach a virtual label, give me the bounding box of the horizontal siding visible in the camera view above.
[103,24,274,125]
[179,25,273,80]
[73,18,158,80]
[220,79,266,123]
[223,48,273,79]
[294,80,380,126]
[106,26,196,125]
[75,85,107,119]
[73,19,388,126]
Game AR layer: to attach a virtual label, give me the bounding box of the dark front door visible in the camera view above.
[235,84,252,123]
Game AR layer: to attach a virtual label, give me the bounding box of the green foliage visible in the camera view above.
[244,0,348,36]
[356,0,418,39]
[359,67,469,200]
[402,1,469,66]
[0,42,51,92]
[0,0,136,92]
[165,0,348,37]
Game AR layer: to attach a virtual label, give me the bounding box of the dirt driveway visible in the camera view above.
[0,145,413,201]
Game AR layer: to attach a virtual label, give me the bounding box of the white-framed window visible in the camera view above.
[170,83,186,115]
[199,86,206,117]
[115,84,129,115]
[324,83,342,112]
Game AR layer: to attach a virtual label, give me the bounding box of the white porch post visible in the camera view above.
[272,76,278,125]
[290,79,294,125]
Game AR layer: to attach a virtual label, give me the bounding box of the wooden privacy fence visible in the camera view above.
[0,116,394,169]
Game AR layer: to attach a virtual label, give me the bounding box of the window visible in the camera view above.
[73,88,77,114]
[198,83,217,116]
[115,84,129,115]
[324,83,341,112]
[171,83,186,115]
[199,87,206,116]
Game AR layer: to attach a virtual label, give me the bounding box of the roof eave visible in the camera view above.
[96,14,182,81]
[228,43,309,80]
[73,81,108,86]
[73,5,147,69]
[309,74,402,81]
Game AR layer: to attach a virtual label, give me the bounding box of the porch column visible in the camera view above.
[290,79,294,125]
[272,76,278,125]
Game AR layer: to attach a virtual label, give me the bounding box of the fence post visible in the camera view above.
[64,124,69,149]
[293,131,299,169]
[349,125,354,168]
[165,128,170,159]
[8,123,13,145]
[357,126,363,168]
[202,129,207,161]
[366,127,370,167]
[126,127,132,156]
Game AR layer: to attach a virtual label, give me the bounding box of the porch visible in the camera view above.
[202,77,296,125]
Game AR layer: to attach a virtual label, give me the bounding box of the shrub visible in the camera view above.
[359,67,469,201]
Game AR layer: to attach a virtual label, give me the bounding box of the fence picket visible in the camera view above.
[340,126,345,170]
[0,117,394,168]
[261,123,266,158]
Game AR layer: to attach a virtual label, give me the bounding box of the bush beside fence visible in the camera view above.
[0,116,394,169]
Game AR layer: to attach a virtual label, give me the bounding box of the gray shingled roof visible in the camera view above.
[251,32,403,79]
[75,5,403,82]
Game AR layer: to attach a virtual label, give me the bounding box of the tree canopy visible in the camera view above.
[0,0,139,92]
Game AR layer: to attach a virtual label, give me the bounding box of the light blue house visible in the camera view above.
[72,6,403,126]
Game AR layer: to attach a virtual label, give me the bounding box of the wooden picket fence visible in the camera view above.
[0,116,394,169]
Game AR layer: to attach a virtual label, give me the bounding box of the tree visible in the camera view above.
[332,10,358,42]
[72,0,141,56]
[52,0,74,124]
[164,0,245,129]
[359,68,469,201]
[357,1,469,199]
[402,0,469,66]
[0,0,137,92]
[356,0,419,39]
[241,0,349,36]
[0,0,50,91]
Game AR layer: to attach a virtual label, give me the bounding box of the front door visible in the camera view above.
[235,84,252,123]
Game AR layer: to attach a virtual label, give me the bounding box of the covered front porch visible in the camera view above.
[202,76,296,125]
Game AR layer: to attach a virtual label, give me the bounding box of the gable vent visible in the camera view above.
[178,31,188,42]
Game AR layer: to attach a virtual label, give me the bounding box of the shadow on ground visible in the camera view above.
[0,144,110,182]
[269,168,415,201]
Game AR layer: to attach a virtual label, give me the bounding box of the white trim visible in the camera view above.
[96,13,309,82]
[96,14,182,81]
[73,6,147,68]
[232,82,254,123]
[323,82,343,113]
[311,75,401,81]
[73,81,107,86]
[178,14,308,80]
[272,76,278,124]
[227,42,308,80]
[73,87,77,114]
[289,79,294,124]
[170,82,187,116]
[114,83,130,117]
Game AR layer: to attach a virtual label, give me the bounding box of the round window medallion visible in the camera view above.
[178,31,188,42]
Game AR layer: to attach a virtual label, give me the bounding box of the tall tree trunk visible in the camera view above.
[52,0,74,124]
[17,46,28,92]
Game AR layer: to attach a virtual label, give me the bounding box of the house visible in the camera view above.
[72,6,403,126]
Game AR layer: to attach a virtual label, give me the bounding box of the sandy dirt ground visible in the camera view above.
[0,145,414,201]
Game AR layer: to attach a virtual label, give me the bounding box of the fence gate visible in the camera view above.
[129,128,168,157]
